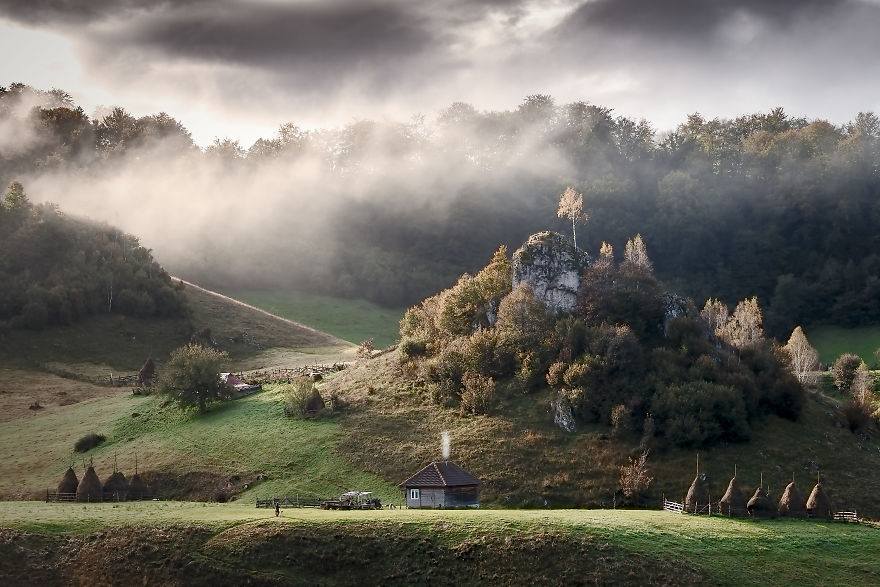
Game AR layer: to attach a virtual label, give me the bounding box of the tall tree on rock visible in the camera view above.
[557,186,586,250]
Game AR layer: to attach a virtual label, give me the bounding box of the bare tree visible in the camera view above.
[557,186,586,249]
[785,326,819,385]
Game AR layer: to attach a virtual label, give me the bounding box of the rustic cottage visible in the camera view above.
[400,461,481,508]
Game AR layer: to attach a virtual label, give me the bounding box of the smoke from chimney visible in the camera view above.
[441,431,450,461]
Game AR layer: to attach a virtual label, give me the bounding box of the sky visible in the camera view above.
[2,0,880,147]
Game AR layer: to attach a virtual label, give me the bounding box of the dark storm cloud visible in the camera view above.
[561,0,849,40]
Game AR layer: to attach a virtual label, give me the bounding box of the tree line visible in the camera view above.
[0,181,188,330]
[2,83,879,336]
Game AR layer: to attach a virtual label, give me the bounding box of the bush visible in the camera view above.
[460,372,494,415]
[74,433,106,453]
[651,381,750,447]
[843,389,875,432]
[619,450,654,500]
[399,337,427,358]
[356,337,375,359]
[833,353,863,392]
[283,379,316,419]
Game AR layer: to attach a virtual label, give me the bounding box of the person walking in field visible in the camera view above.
[275,501,280,517]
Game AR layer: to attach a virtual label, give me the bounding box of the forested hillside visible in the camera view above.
[0,181,187,330]
[2,83,879,337]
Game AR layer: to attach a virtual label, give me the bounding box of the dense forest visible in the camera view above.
[0,181,188,329]
[2,83,879,337]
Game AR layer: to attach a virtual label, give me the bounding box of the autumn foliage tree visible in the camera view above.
[784,326,819,384]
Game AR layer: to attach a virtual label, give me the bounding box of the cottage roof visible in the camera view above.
[399,461,481,488]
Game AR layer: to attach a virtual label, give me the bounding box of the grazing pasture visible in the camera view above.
[0,504,878,586]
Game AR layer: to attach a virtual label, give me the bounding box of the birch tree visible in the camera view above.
[557,186,586,249]
[784,326,819,384]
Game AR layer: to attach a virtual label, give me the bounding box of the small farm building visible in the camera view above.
[400,461,481,508]
[220,373,261,396]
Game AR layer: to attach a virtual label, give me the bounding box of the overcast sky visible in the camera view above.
[2,0,880,147]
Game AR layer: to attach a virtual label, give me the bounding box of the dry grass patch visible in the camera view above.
[0,368,122,423]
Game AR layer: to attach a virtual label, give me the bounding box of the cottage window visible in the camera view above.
[410,488,420,500]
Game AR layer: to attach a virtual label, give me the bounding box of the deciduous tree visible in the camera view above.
[784,326,819,384]
[158,343,231,413]
[557,186,586,249]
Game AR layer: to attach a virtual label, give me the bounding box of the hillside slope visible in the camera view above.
[324,352,880,518]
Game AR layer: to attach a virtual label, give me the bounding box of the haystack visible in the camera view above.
[128,474,149,500]
[76,466,103,502]
[103,471,129,501]
[138,357,157,386]
[806,483,833,520]
[747,487,777,518]
[685,474,710,513]
[719,476,747,517]
[778,481,806,518]
[56,467,79,494]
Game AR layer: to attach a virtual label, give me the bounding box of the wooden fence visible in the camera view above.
[256,496,323,508]
[833,510,858,522]
[662,499,684,514]
[46,490,154,502]
[37,363,138,387]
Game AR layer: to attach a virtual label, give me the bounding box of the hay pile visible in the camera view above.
[747,487,777,518]
[128,474,149,500]
[76,466,103,502]
[719,476,747,517]
[806,483,833,519]
[685,474,709,513]
[778,481,806,518]
[103,471,129,501]
[56,467,79,494]
[138,357,157,386]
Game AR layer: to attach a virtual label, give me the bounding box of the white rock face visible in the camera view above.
[512,231,588,314]
[551,391,577,433]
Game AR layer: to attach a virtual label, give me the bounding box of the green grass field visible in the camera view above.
[808,325,880,366]
[1,504,878,585]
[220,289,404,349]
[0,383,400,504]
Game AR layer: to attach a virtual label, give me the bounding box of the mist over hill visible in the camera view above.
[3,83,880,337]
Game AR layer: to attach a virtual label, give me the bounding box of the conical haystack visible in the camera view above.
[128,474,149,500]
[778,481,806,518]
[103,471,129,501]
[76,466,103,502]
[806,483,833,520]
[57,467,79,494]
[747,487,777,518]
[685,474,710,513]
[719,476,747,517]
[138,357,157,386]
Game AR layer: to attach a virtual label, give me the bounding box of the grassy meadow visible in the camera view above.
[809,325,880,366]
[1,503,878,585]
[0,382,400,504]
[220,288,405,349]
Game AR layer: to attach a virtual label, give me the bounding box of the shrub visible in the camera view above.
[546,361,567,388]
[460,372,494,415]
[283,379,315,419]
[833,353,863,392]
[399,337,427,358]
[75,433,106,453]
[651,381,750,447]
[619,450,654,500]
[843,389,875,432]
[356,337,375,359]
[610,404,631,436]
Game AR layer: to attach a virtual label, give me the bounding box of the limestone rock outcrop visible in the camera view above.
[512,232,588,314]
